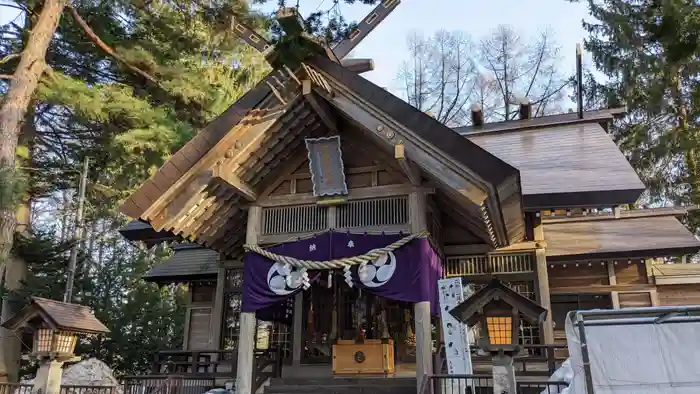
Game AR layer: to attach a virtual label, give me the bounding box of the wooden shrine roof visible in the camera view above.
[465,122,645,209]
[544,215,700,261]
[2,297,110,334]
[119,56,526,256]
[143,244,219,282]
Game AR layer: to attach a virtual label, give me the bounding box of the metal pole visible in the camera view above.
[576,314,595,394]
[64,156,89,303]
[576,43,584,119]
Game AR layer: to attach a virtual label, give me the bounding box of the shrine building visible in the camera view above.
[117,3,700,394]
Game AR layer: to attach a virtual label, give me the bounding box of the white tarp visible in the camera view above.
[565,310,700,394]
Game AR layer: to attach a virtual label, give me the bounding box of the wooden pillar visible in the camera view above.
[533,215,554,344]
[212,264,227,349]
[292,292,304,366]
[236,205,261,394]
[607,261,620,308]
[409,190,433,393]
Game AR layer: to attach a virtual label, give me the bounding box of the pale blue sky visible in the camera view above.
[0,0,594,95]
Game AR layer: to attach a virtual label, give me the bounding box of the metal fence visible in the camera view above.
[425,374,568,394]
[0,383,33,394]
[59,386,116,394]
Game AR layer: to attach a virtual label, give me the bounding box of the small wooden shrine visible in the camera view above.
[117,1,700,393]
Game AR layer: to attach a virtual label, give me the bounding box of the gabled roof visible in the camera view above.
[449,279,547,326]
[306,56,519,187]
[465,122,645,209]
[544,214,700,261]
[2,297,110,334]
[118,59,526,254]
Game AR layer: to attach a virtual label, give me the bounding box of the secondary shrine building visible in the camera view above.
[119,56,700,393]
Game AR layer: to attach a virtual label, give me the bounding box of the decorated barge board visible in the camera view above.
[116,1,700,393]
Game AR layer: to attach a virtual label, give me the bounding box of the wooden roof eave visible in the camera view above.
[305,56,524,247]
[119,70,286,220]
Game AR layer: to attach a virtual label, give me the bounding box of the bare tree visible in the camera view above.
[397,30,479,127]
[480,26,568,121]
[397,26,570,126]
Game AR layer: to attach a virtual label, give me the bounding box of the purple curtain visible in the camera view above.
[242,231,443,317]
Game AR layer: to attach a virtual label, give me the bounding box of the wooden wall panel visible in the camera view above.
[614,263,648,284]
[188,307,213,350]
[618,292,652,308]
[549,265,609,290]
[658,285,700,306]
[261,133,409,199]
[442,219,481,246]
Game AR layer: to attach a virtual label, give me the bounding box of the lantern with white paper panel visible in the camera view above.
[449,279,546,353]
[1,297,110,360]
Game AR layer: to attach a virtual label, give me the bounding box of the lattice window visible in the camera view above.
[220,268,244,353]
[472,281,540,346]
[221,293,242,351]
[336,196,408,229]
[262,204,328,235]
[445,252,534,277]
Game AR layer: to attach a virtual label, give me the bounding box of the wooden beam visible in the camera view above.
[212,164,258,202]
[258,183,433,207]
[394,144,421,185]
[321,92,488,206]
[340,58,374,74]
[302,79,338,132]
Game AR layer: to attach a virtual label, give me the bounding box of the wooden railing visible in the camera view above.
[122,375,214,394]
[421,374,569,394]
[0,383,33,394]
[445,252,535,277]
[60,386,116,394]
[146,347,282,393]
[151,350,237,377]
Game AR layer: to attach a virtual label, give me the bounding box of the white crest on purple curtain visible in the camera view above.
[267,262,304,295]
[358,251,397,288]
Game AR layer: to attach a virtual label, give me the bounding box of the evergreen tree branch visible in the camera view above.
[0,53,20,64]
[66,5,159,85]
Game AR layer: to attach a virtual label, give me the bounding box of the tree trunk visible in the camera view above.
[0,0,66,382]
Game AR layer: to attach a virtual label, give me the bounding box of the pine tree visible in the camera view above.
[572,0,700,216]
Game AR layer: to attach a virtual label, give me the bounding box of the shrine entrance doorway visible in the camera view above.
[300,276,417,366]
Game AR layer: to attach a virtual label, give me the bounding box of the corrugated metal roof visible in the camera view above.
[144,246,219,282]
[544,216,700,261]
[466,122,645,208]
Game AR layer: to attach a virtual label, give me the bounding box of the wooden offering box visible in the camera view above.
[332,339,395,376]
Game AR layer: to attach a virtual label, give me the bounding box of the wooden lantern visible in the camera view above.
[33,329,79,356]
[1,297,109,360]
[450,279,546,353]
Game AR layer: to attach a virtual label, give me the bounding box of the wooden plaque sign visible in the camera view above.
[305,135,348,197]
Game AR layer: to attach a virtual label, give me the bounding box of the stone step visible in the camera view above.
[269,377,416,387]
[264,385,415,394]
[265,377,417,394]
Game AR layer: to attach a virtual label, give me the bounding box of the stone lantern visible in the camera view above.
[1,297,109,394]
[450,279,547,394]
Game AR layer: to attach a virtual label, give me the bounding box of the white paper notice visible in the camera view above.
[438,277,474,387]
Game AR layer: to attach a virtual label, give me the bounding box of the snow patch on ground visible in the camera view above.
[23,358,123,394]
[540,358,573,394]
